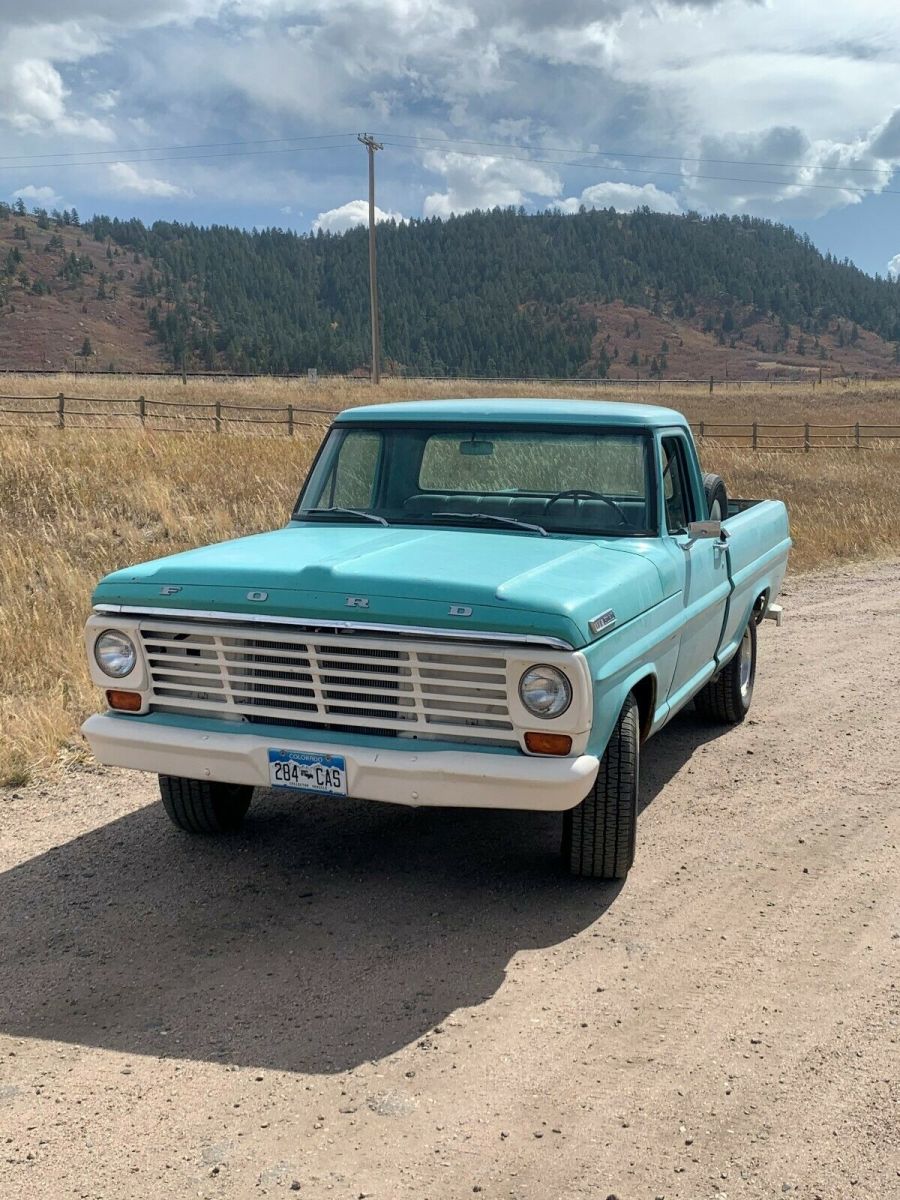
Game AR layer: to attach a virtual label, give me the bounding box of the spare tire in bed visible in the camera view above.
[702,472,728,521]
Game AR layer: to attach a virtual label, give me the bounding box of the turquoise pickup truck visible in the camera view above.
[82,399,790,880]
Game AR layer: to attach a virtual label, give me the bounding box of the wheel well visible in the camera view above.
[752,589,770,624]
[630,675,656,742]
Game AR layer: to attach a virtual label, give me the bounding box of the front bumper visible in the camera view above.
[81,715,600,812]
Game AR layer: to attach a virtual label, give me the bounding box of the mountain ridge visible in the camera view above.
[1,201,899,379]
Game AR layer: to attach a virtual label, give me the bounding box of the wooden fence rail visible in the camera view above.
[0,367,894,388]
[1,394,899,448]
[0,393,339,434]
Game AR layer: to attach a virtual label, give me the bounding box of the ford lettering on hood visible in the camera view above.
[93,522,668,649]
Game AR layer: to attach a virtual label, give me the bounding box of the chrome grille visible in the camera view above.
[139,619,516,743]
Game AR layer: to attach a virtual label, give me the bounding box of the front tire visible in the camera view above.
[159,775,253,834]
[694,618,756,724]
[562,693,639,880]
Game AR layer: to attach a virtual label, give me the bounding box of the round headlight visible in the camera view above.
[94,629,137,678]
[519,665,572,719]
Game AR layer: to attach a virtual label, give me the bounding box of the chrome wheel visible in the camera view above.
[739,625,754,699]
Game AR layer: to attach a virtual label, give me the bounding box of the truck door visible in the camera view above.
[660,433,731,709]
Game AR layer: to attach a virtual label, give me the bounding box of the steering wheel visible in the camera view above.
[545,489,629,526]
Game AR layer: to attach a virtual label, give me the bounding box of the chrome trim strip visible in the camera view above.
[92,605,575,651]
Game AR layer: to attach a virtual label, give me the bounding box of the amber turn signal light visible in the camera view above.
[524,731,572,755]
[106,689,143,712]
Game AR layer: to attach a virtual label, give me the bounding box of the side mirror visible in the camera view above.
[686,520,727,540]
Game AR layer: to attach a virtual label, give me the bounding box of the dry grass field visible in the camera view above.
[2,373,899,785]
[4,369,900,426]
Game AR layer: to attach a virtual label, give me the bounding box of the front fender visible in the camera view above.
[585,663,661,759]
[581,598,685,758]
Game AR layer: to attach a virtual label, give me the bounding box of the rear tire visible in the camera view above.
[694,618,756,724]
[702,472,728,521]
[562,693,639,880]
[159,775,253,834]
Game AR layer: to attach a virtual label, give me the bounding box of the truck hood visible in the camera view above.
[93,524,666,648]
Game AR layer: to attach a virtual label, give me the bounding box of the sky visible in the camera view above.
[3,1,900,277]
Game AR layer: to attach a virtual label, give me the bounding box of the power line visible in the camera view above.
[3,124,896,199]
[379,139,900,198]
[0,132,357,164]
[0,142,356,173]
[380,131,898,179]
[3,125,894,182]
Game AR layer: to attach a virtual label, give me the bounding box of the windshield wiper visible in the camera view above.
[304,507,390,526]
[429,511,548,536]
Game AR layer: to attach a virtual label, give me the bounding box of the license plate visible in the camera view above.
[267,749,347,795]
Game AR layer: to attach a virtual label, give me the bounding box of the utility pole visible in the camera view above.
[358,133,384,384]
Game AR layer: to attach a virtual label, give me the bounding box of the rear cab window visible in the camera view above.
[418,431,648,497]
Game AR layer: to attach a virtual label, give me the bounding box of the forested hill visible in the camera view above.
[3,199,900,377]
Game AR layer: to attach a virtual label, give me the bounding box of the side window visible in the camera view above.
[325,431,381,509]
[660,437,693,533]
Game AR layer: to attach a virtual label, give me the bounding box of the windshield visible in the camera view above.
[295,424,655,537]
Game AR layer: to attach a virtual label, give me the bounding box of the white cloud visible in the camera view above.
[678,115,900,218]
[0,0,899,271]
[12,183,63,208]
[888,254,900,279]
[422,150,562,217]
[94,89,119,111]
[313,200,405,233]
[0,54,114,140]
[107,162,189,198]
[9,58,65,126]
[558,180,680,215]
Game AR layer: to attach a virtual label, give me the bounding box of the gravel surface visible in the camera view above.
[1,561,898,1199]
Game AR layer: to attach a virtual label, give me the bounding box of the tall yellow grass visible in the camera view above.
[0,429,315,785]
[2,374,899,786]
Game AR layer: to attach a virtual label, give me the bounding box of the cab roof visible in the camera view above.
[334,397,687,428]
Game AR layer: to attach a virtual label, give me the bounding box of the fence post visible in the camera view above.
[138,395,146,427]
[752,421,758,450]
[709,374,714,394]
[57,392,65,429]
[214,400,221,434]
[804,422,811,452]
[287,404,294,436]
[699,421,705,440]
[855,421,860,450]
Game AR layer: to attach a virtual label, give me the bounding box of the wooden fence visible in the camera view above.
[0,393,338,434]
[1,368,895,389]
[691,420,900,450]
[1,393,899,448]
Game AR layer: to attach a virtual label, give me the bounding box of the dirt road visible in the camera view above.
[1,562,898,1200]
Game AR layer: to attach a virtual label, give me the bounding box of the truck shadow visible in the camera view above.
[0,708,725,1075]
